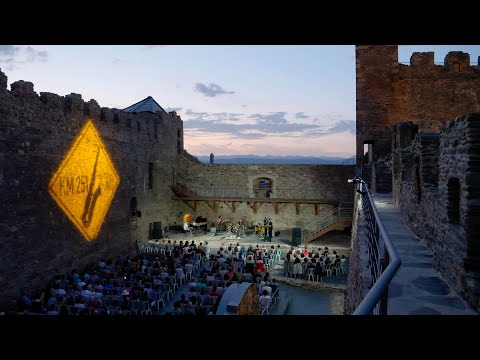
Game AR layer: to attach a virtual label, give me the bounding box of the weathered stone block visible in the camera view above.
[11,81,35,96]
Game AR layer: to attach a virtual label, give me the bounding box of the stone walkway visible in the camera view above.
[373,194,477,315]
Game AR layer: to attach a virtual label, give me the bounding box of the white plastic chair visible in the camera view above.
[184,264,194,280]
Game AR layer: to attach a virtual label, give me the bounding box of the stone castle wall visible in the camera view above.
[392,114,480,309]
[356,45,480,164]
[0,69,184,308]
[175,158,355,231]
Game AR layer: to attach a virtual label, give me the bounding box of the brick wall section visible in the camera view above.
[356,46,480,163]
[0,69,185,309]
[392,114,480,310]
[356,45,398,164]
[175,159,355,231]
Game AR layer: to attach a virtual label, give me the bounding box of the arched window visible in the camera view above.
[130,197,138,217]
[254,177,273,198]
[448,178,460,225]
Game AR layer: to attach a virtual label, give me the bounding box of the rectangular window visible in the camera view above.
[148,162,153,189]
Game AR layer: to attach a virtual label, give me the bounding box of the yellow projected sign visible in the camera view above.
[49,119,120,241]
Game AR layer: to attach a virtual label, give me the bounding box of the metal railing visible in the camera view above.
[260,286,280,315]
[301,207,339,240]
[301,204,353,241]
[352,178,401,315]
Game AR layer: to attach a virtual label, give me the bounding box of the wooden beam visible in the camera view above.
[226,201,237,214]
[183,200,197,212]
[206,201,218,214]
[295,203,300,215]
[171,196,336,206]
[273,203,279,214]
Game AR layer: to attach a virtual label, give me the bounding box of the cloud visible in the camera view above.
[185,109,209,117]
[112,57,124,64]
[194,82,235,97]
[179,108,357,157]
[0,45,48,71]
[308,120,355,136]
[329,120,355,134]
[171,107,355,143]
[249,112,288,126]
[294,112,309,119]
[179,110,318,140]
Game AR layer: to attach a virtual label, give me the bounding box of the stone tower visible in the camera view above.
[355,45,399,165]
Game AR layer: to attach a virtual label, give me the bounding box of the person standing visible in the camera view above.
[268,219,273,238]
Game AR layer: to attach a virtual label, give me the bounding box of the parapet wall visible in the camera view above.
[391,114,480,309]
[0,69,184,309]
[344,193,370,314]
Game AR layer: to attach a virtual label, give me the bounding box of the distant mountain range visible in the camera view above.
[195,155,355,165]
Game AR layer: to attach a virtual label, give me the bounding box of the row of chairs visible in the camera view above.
[284,261,346,280]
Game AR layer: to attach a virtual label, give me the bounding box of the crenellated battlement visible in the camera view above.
[401,51,480,79]
[0,68,184,149]
[407,50,479,68]
[409,52,434,66]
